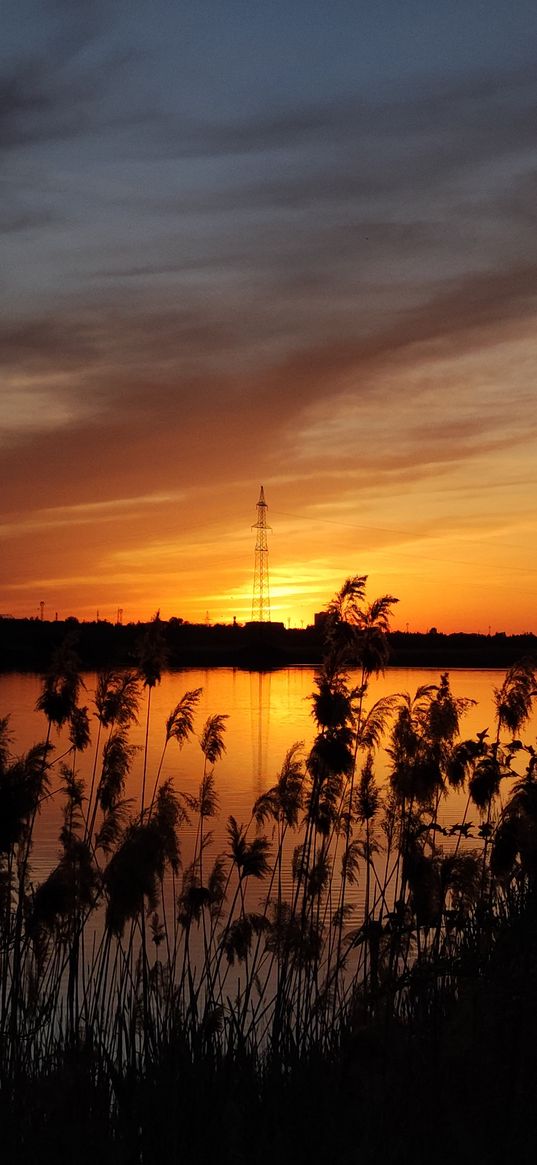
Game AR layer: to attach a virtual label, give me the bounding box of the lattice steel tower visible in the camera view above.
[251,485,271,622]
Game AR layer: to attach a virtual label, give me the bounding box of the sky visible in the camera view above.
[2,0,537,631]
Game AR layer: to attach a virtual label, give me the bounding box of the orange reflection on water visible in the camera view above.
[1,665,531,901]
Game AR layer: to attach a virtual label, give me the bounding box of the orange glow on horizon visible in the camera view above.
[7,534,537,637]
[3,331,537,634]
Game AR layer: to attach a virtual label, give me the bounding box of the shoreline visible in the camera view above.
[1,616,536,673]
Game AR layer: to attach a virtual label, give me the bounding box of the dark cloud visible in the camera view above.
[141,61,537,204]
[0,0,142,153]
[2,257,537,389]
[0,207,61,233]
[0,51,142,150]
[493,169,537,229]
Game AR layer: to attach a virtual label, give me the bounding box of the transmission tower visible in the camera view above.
[251,485,271,622]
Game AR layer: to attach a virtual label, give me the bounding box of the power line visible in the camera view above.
[271,510,537,581]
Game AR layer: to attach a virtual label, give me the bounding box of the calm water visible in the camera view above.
[1,666,532,899]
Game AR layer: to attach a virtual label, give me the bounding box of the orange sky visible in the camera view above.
[3,3,537,633]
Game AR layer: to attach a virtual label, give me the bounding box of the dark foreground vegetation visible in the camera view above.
[2,577,537,1163]
[1,609,536,671]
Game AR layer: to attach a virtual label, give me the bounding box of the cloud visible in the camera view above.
[135,62,537,171]
[0,207,61,234]
[0,382,97,443]
[0,491,187,539]
[0,0,141,153]
[1,255,536,517]
[3,250,537,375]
[2,5,537,625]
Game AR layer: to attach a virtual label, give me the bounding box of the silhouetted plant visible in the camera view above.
[95,669,140,729]
[227,816,271,882]
[30,837,99,940]
[325,576,398,677]
[469,755,505,810]
[200,714,228,765]
[95,798,134,855]
[68,705,91,753]
[494,660,537,735]
[137,612,167,690]
[2,583,537,1145]
[254,742,305,831]
[223,913,270,965]
[149,687,202,814]
[35,639,82,731]
[104,784,182,937]
[491,749,537,879]
[98,730,140,813]
[0,742,52,853]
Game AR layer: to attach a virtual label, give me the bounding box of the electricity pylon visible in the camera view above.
[251,485,271,622]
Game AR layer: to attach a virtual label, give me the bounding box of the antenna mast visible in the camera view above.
[251,485,271,622]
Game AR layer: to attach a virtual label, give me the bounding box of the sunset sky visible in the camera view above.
[2,0,537,631]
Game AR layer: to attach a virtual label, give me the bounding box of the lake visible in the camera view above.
[2,659,536,1072]
[1,665,531,905]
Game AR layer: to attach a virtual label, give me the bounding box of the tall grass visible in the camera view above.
[1,577,537,1158]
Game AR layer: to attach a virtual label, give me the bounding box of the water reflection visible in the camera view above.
[0,665,532,883]
[250,671,271,795]
[4,663,537,1107]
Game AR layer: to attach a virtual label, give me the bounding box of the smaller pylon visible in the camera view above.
[251,485,272,622]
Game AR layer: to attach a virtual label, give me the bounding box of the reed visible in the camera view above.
[1,579,537,1161]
